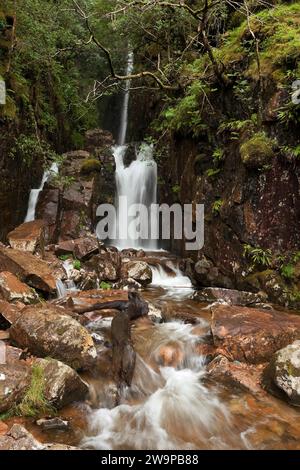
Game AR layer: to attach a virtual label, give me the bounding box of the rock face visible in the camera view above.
[0,271,38,304]
[194,287,267,306]
[122,260,152,286]
[263,341,300,405]
[34,358,89,408]
[0,347,30,413]
[211,305,300,364]
[7,220,48,253]
[0,247,56,293]
[10,306,97,370]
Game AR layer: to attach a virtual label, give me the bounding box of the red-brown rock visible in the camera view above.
[0,247,56,293]
[7,220,48,254]
[207,355,266,395]
[55,236,99,260]
[211,305,300,363]
[0,299,23,325]
[0,271,38,304]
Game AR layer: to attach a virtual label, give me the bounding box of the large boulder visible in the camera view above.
[193,287,267,306]
[86,252,120,282]
[122,260,152,286]
[263,341,300,405]
[7,220,48,254]
[34,358,89,408]
[10,306,97,370]
[0,247,56,293]
[211,305,300,364]
[36,188,60,243]
[0,271,38,304]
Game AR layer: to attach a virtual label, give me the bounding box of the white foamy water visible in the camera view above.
[118,51,134,146]
[150,262,194,300]
[24,162,58,222]
[82,321,233,450]
[112,143,158,250]
[56,259,77,298]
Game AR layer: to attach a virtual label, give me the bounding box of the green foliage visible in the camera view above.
[73,259,81,271]
[52,174,75,190]
[99,281,112,290]
[1,364,54,419]
[280,264,295,280]
[243,244,273,268]
[206,168,220,178]
[172,184,181,195]
[160,81,209,137]
[9,134,58,167]
[277,102,300,126]
[281,145,300,160]
[212,148,224,165]
[218,114,258,140]
[59,254,72,261]
[212,199,223,215]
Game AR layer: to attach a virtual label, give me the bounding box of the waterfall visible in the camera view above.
[112,143,158,249]
[24,162,58,222]
[56,259,77,298]
[118,51,134,146]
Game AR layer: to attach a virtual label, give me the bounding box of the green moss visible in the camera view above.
[99,281,112,290]
[80,159,101,174]
[0,95,17,120]
[240,132,275,168]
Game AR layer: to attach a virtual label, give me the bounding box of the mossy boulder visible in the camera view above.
[240,132,275,168]
[80,158,101,175]
[263,341,300,406]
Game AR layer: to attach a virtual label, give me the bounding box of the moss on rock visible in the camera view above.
[240,132,275,168]
[80,158,101,175]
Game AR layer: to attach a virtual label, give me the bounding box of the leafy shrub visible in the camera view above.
[243,244,273,267]
[73,259,81,270]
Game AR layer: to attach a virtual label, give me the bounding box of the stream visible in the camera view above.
[14,281,300,451]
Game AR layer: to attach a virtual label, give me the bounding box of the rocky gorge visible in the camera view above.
[0,0,300,453]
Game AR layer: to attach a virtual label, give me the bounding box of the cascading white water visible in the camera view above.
[113,143,158,249]
[118,51,134,146]
[82,320,233,450]
[24,162,58,222]
[56,259,77,298]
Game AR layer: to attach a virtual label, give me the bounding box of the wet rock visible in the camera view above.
[211,305,300,364]
[86,253,119,281]
[0,299,23,325]
[0,246,56,293]
[121,248,146,258]
[263,341,300,405]
[55,236,100,260]
[7,220,48,253]
[36,417,70,431]
[0,424,80,450]
[10,305,97,370]
[0,271,38,304]
[0,421,8,436]
[194,257,232,288]
[34,358,89,408]
[193,287,267,306]
[0,347,30,413]
[207,355,265,395]
[35,188,60,243]
[0,424,44,450]
[122,260,152,286]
